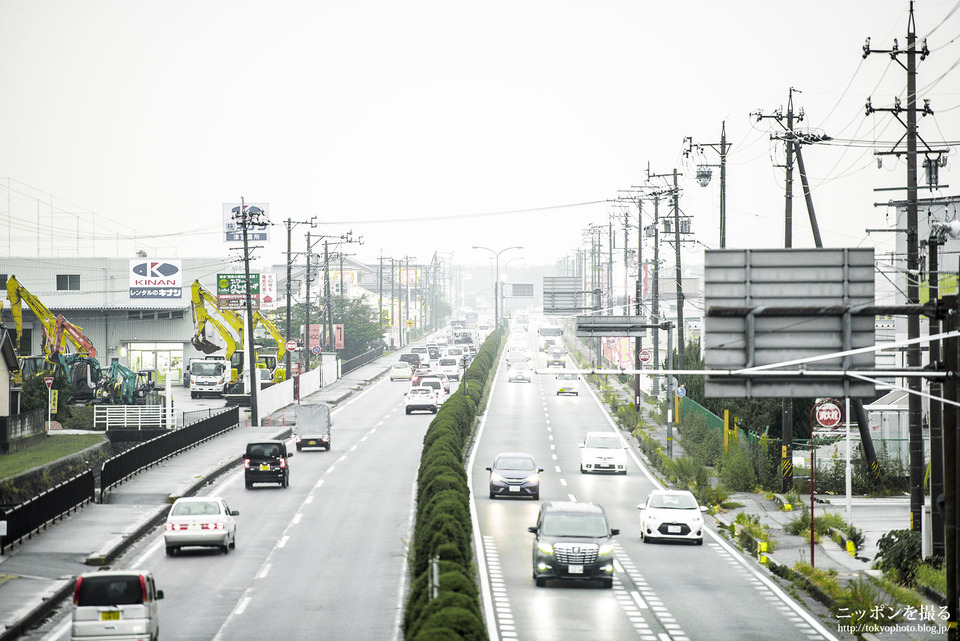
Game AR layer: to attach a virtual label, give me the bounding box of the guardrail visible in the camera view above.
[0,471,95,554]
[341,347,383,374]
[94,405,172,430]
[99,407,238,502]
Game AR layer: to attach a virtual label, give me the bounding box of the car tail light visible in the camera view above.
[139,575,149,603]
[73,577,83,605]
[202,522,225,530]
[243,458,251,469]
[279,457,287,469]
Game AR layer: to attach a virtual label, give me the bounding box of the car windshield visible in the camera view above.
[585,435,621,449]
[171,500,221,516]
[495,456,535,471]
[648,493,699,509]
[193,362,223,375]
[439,359,457,366]
[541,513,609,537]
[559,373,577,381]
[513,362,530,370]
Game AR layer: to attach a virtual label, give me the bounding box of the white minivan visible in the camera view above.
[71,570,164,641]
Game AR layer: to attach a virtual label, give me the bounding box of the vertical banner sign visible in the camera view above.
[259,273,277,310]
[334,324,345,350]
[51,390,59,414]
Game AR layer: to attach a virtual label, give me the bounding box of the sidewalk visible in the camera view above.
[0,355,396,641]
[606,377,945,641]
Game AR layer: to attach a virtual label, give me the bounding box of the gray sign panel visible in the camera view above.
[576,315,650,337]
[704,248,876,398]
[543,276,586,316]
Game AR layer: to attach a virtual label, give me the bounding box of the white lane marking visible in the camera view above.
[337,455,348,463]
[631,591,649,609]
[257,563,272,579]
[234,594,252,616]
[567,494,577,502]
[304,495,314,504]
[292,513,303,524]
[277,536,289,548]
[554,465,561,473]
[560,479,567,486]
[131,537,164,568]
[313,478,324,489]
[350,444,358,452]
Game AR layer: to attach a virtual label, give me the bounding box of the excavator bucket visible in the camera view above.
[192,336,223,354]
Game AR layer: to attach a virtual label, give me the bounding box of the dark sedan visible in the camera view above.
[487,452,542,499]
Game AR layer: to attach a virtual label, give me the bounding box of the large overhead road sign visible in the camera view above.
[704,248,876,399]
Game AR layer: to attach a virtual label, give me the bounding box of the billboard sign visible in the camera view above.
[217,273,260,310]
[223,203,269,243]
[129,259,183,299]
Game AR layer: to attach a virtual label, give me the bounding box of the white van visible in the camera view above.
[410,346,431,364]
[71,570,164,641]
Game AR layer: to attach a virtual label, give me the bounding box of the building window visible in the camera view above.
[56,274,80,290]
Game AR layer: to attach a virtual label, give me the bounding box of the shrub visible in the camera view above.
[874,529,922,586]
[720,447,756,492]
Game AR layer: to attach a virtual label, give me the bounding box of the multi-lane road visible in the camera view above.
[31,332,839,641]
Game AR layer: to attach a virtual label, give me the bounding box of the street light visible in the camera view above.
[472,245,522,329]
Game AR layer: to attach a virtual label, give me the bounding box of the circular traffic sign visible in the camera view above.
[675,385,686,398]
[286,340,298,351]
[815,401,843,429]
[312,345,321,355]
[638,349,653,365]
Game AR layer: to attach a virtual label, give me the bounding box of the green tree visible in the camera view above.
[21,371,73,418]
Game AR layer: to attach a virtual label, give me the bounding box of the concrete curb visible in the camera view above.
[0,579,74,641]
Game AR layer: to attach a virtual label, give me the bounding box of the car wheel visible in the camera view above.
[535,577,547,588]
[190,392,197,399]
[489,491,496,499]
[221,544,229,554]
[619,470,627,475]
[602,579,614,589]
[580,465,587,474]
[405,409,411,415]
[245,481,252,490]
[575,392,579,396]
[532,491,539,500]
[296,444,302,451]
[165,546,176,556]
[642,535,653,544]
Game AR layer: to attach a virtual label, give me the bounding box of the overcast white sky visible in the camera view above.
[1,1,958,277]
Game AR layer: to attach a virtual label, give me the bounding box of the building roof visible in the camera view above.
[0,328,19,371]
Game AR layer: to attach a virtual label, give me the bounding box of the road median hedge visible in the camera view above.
[403,330,502,641]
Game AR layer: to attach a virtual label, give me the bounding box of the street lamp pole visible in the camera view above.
[472,245,522,329]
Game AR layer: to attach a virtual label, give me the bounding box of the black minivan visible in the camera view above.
[529,501,619,588]
[244,440,292,489]
[398,353,421,369]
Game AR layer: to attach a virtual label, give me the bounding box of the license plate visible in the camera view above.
[307,440,317,445]
[668,525,681,534]
[259,464,271,471]
[100,611,120,621]
[568,564,584,574]
[509,486,520,493]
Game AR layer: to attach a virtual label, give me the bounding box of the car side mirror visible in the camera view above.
[287,451,293,457]
[610,528,620,536]
[578,442,585,448]
[636,504,645,510]
[230,510,240,516]
[156,589,165,600]
[485,466,492,471]
[527,526,538,534]
[538,468,544,473]
[700,506,708,512]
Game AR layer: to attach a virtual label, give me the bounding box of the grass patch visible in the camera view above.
[0,434,106,480]
[915,562,946,597]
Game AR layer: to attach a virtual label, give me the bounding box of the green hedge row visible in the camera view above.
[403,330,503,641]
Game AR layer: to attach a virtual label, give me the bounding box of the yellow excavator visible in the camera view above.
[3,275,102,402]
[189,280,287,388]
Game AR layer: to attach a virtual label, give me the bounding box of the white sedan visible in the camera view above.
[164,496,239,555]
[579,431,628,474]
[638,489,707,545]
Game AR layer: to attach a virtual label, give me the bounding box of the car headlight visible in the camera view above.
[523,474,540,483]
[598,542,615,556]
[490,472,506,483]
[537,541,554,554]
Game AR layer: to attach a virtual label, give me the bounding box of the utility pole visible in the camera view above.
[283,216,315,378]
[864,1,935,535]
[684,122,731,248]
[230,199,267,428]
[648,163,687,374]
[755,90,803,493]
